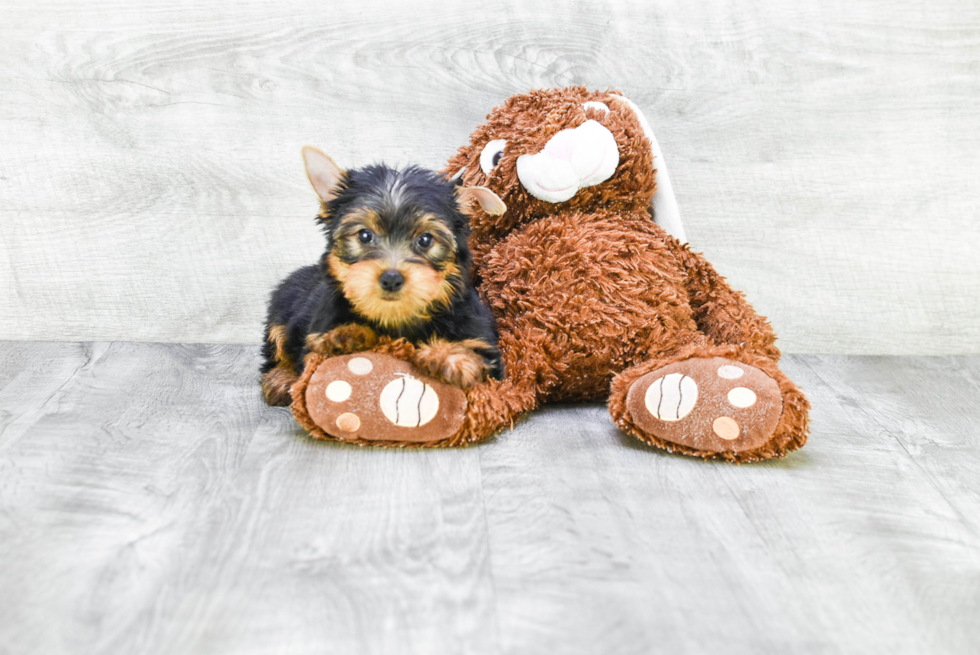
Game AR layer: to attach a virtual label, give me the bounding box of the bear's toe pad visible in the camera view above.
[626,357,782,454]
[301,353,467,445]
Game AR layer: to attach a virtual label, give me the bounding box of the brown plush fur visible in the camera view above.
[291,87,809,462]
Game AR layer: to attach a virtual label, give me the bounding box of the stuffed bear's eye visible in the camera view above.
[583,101,610,115]
[480,139,507,175]
[357,229,374,244]
[416,233,433,250]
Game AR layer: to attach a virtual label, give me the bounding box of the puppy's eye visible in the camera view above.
[479,139,507,175]
[416,233,434,250]
[357,229,374,244]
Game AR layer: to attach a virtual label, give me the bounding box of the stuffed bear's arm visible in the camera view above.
[673,244,782,361]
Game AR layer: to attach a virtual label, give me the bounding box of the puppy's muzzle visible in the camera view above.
[379,269,406,293]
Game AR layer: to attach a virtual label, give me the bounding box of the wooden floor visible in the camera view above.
[1,342,978,654]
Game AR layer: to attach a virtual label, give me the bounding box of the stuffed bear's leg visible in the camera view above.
[673,243,783,360]
[608,342,809,463]
[290,334,541,447]
[452,375,540,444]
[606,243,810,462]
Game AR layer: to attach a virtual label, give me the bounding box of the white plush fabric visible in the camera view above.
[611,94,687,244]
[582,101,610,114]
[516,118,620,203]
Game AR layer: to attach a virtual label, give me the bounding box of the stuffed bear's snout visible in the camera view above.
[516,119,620,203]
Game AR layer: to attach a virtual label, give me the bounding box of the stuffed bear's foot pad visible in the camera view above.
[625,357,782,453]
[302,353,467,444]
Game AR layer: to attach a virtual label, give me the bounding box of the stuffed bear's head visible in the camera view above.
[444,86,658,241]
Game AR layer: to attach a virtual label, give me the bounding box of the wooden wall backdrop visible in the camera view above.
[1,0,978,354]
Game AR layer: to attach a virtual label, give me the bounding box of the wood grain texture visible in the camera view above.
[0,342,496,655]
[1,341,979,654]
[1,0,979,353]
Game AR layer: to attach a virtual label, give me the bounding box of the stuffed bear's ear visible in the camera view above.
[456,185,506,215]
[302,146,345,202]
[608,95,687,244]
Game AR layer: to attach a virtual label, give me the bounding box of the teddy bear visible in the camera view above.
[290,87,810,463]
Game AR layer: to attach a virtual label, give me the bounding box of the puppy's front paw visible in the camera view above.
[306,324,378,356]
[414,339,491,389]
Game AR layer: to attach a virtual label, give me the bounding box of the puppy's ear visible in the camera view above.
[456,186,506,215]
[302,146,345,202]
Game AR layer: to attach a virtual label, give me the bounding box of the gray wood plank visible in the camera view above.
[1,0,979,353]
[0,342,496,655]
[2,344,980,653]
[478,354,980,654]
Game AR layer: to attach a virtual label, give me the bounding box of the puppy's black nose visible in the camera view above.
[379,269,405,293]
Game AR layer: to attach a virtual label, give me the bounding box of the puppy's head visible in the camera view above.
[301,146,504,328]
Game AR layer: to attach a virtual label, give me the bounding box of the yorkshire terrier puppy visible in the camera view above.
[261,146,507,406]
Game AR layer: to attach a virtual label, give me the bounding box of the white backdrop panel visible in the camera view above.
[1,0,978,354]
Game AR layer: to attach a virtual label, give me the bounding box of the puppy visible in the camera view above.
[261,146,506,406]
